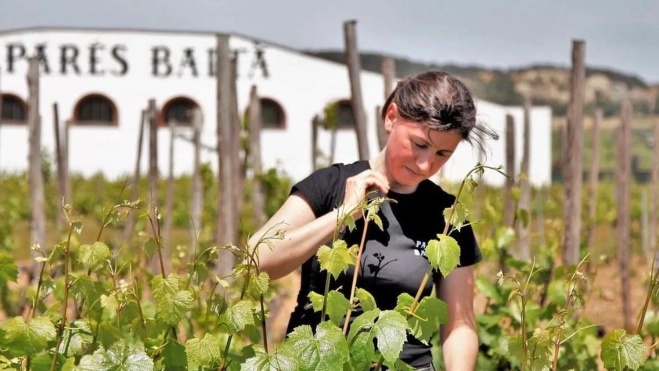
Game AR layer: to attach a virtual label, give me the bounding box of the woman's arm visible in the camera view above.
[435,265,479,371]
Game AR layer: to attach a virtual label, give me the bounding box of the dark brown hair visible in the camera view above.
[381,70,498,152]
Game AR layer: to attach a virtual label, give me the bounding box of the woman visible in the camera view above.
[249,71,496,370]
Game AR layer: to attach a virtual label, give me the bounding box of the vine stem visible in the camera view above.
[50,223,74,371]
[636,252,658,335]
[342,210,372,335]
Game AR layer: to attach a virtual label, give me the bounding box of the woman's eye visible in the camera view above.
[415,143,427,149]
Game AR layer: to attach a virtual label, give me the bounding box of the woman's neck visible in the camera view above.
[368,149,418,194]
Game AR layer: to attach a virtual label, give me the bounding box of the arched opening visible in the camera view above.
[73,93,118,126]
[160,97,199,127]
[0,94,28,125]
[336,99,356,129]
[259,98,286,129]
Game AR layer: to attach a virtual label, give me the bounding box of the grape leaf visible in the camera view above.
[316,240,359,280]
[78,241,111,270]
[143,237,158,259]
[185,333,222,367]
[1,316,56,356]
[241,343,299,371]
[372,310,409,363]
[443,203,468,232]
[0,253,18,285]
[356,288,377,312]
[220,301,255,333]
[346,309,380,370]
[601,329,647,371]
[246,272,270,300]
[287,321,349,370]
[77,340,153,371]
[307,290,351,327]
[150,274,180,300]
[156,290,194,326]
[162,340,188,370]
[426,234,461,278]
[394,293,447,344]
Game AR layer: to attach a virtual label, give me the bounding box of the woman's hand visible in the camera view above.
[342,170,390,217]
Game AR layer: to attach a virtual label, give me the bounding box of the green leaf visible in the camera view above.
[316,240,359,280]
[144,237,158,259]
[162,340,188,370]
[426,234,461,277]
[325,291,351,326]
[443,203,469,232]
[78,340,153,371]
[185,333,222,367]
[2,316,56,356]
[220,300,255,333]
[287,321,349,371]
[475,276,503,304]
[97,322,123,350]
[346,309,380,370]
[241,343,299,371]
[246,272,270,300]
[369,213,384,231]
[78,241,111,270]
[356,288,377,312]
[344,214,357,232]
[601,329,647,371]
[0,253,18,284]
[373,310,409,363]
[394,293,447,344]
[156,290,194,326]
[150,274,180,300]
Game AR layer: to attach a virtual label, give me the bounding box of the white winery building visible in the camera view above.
[0,27,553,187]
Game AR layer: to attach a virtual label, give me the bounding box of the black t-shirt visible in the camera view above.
[285,160,482,368]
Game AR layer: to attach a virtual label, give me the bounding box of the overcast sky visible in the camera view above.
[2,0,658,83]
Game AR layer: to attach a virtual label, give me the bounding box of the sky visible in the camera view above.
[1,0,658,84]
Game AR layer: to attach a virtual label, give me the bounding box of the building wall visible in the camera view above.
[0,27,552,188]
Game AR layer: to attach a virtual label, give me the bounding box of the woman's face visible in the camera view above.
[383,104,463,189]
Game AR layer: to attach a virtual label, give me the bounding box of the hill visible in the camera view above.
[304,50,659,118]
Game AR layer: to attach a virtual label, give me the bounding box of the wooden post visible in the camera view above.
[503,114,516,228]
[379,56,395,149]
[586,108,602,252]
[616,98,632,332]
[124,110,146,242]
[650,98,658,261]
[375,105,386,150]
[311,115,319,171]
[190,107,203,252]
[27,56,45,280]
[517,94,532,260]
[343,20,370,160]
[642,190,649,259]
[163,119,176,266]
[216,34,237,276]
[562,40,586,267]
[230,53,244,221]
[53,102,66,230]
[248,85,265,226]
[147,99,159,271]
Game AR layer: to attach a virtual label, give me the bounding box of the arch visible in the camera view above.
[242,97,286,130]
[0,93,28,125]
[73,93,118,126]
[335,99,356,129]
[160,96,200,127]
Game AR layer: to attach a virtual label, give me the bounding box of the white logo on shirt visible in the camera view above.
[413,240,427,257]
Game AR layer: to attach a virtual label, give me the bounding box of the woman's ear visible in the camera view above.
[384,103,398,134]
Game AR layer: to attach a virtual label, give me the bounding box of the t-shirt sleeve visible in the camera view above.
[289,165,343,218]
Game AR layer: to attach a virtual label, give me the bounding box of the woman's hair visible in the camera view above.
[381,70,499,153]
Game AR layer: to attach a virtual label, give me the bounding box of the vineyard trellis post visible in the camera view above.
[563,39,585,267]
[163,118,177,269]
[503,114,516,229]
[311,115,319,171]
[379,56,395,149]
[248,84,265,227]
[124,109,146,243]
[216,34,237,278]
[147,99,160,272]
[230,52,244,218]
[343,20,370,160]
[27,56,45,280]
[586,107,602,252]
[53,102,66,231]
[190,107,203,252]
[650,97,658,262]
[616,98,632,332]
[517,92,532,261]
